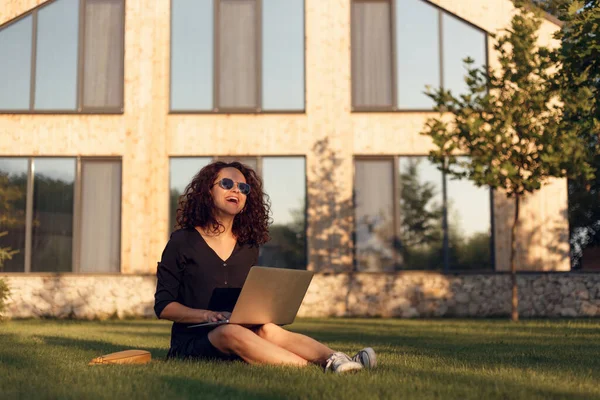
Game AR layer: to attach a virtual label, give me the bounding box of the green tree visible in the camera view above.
[398,159,444,270]
[531,0,572,18]
[553,0,600,268]
[421,1,594,321]
[264,205,306,270]
[0,172,19,316]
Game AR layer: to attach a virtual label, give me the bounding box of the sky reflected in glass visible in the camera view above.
[0,17,32,110]
[34,0,79,110]
[396,0,439,109]
[442,13,486,97]
[262,157,305,225]
[262,0,304,110]
[171,0,213,111]
[170,157,212,193]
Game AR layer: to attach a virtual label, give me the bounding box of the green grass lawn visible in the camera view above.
[1,318,599,400]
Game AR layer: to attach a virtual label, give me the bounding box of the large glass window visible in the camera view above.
[170,0,214,111]
[446,164,492,270]
[0,157,122,273]
[354,156,493,271]
[31,158,76,272]
[395,0,439,109]
[34,0,79,110]
[0,159,28,272]
[169,156,307,269]
[0,0,125,113]
[398,157,444,270]
[261,157,306,269]
[351,0,487,110]
[354,159,396,271]
[169,157,212,230]
[0,16,32,110]
[262,0,305,111]
[442,13,487,98]
[170,0,305,112]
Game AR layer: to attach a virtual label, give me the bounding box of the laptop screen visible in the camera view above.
[207,288,242,312]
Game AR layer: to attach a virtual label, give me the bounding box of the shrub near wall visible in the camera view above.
[0,278,9,319]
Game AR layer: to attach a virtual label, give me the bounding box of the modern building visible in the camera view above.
[2,0,598,319]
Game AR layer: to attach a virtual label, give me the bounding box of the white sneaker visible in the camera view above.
[351,347,377,369]
[324,352,363,373]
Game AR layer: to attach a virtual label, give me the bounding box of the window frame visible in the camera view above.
[0,156,122,274]
[350,0,489,113]
[168,0,307,114]
[353,155,495,272]
[0,0,125,115]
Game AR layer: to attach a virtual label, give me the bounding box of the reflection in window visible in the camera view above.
[351,0,487,110]
[34,0,79,110]
[0,16,32,110]
[262,0,305,110]
[31,158,75,272]
[398,157,444,270]
[169,158,212,231]
[0,158,28,272]
[0,0,124,112]
[354,159,395,271]
[446,159,492,270]
[260,157,306,269]
[79,160,122,273]
[171,0,214,111]
[353,156,493,271]
[442,13,487,97]
[396,0,439,109]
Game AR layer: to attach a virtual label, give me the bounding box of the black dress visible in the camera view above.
[154,228,259,360]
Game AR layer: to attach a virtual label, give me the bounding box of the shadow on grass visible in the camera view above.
[290,322,600,375]
[397,364,598,399]
[159,376,290,400]
[36,335,169,360]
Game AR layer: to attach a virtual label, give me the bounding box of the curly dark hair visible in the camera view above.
[175,161,271,245]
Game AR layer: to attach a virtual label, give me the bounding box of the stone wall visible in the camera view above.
[2,275,156,319]
[3,272,599,319]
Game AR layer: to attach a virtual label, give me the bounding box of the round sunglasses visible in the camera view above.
[213,178,251,195]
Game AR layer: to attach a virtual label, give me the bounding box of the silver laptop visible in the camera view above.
[188,266,314,328]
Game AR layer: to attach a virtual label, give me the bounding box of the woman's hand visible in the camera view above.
[205,311,232,322]
[159,303,232,324]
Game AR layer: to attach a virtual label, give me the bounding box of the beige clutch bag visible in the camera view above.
[89,350,152,365]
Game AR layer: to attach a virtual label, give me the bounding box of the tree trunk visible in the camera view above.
[510,193,520,322]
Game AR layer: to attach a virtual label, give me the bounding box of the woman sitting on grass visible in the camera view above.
[154,161,376,373]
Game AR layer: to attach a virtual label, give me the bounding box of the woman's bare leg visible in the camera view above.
[208,324,309,366]
[254,323,334,364]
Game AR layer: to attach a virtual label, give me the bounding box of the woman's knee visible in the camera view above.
[209,324,251,351]
[255,323,282,341]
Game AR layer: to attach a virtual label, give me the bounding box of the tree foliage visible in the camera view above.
[553,0,600,267]
[421,1,594,320]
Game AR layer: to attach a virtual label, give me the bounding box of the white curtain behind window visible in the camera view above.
[79,160,121,272]
[352,1,393,108]
[83,0,124,109]
[218,0,258,109]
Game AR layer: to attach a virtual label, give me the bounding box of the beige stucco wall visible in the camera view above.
[0,0,567,274]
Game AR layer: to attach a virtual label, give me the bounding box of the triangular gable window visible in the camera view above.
[0,0,124,113]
